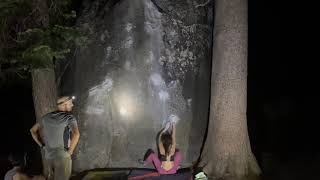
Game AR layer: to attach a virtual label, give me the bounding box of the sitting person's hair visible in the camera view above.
[8,152,25,167]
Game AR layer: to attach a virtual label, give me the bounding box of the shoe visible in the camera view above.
[138,159,144,165]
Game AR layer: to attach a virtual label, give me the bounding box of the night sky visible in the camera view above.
[1,0,318,179]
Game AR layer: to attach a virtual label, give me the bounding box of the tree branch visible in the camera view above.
[0,66,26,78]
[195,0,211,8]
[56,47,78,87]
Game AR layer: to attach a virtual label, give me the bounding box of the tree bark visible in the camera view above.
[31,0,56,176]
[31,68,57,119]
[31,0,55,120]
[31,68,57,176]
[198,0,261,179]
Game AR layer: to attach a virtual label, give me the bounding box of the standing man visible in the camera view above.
[30,96,80,180]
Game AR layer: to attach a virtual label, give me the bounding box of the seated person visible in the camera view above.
[5,152,45,180]
[141,122,181,174]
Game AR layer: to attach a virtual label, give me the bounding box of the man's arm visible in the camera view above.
[30,123,44,147]
[67,125,80,155]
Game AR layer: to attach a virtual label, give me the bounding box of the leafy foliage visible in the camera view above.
[0,0,87,80]
[0,0,31,18]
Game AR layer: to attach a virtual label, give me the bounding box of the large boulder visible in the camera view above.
[61,0,213,172]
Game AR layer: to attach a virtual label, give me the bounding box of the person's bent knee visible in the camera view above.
[175,151,182,158]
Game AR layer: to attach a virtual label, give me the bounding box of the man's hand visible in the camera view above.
[68,125,80,157]
[30,123,44,148]
[67,149,73,156]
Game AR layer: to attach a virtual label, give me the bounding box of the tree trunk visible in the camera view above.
[31,68,57,119]
[31,0,54,120]
[31,68,57,176]
[30,0,56,176]
[198,0,261,179]
[31,0,57,177]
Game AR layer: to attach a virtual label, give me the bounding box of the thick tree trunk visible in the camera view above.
[31,0,54,120]
[30,0,56,176]
[31,68,57,176]
[198,0,261,179]
[31,69,57,119]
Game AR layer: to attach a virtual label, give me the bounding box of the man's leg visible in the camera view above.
[53,156,72,180]
[41,150,50,178]
[46,159,54,180]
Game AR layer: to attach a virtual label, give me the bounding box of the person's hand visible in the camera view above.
[67,149,73,156]
[163,122,170,132]
[171,121,176,126]
[168,114,179,125]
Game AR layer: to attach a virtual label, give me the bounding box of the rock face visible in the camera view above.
[61,0,213,172]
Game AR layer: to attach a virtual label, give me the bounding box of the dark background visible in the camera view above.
[0,77,42,177]
[248,0,319,179]
[1,0,318,179]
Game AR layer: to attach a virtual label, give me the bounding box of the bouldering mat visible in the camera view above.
[128,168,193,180]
